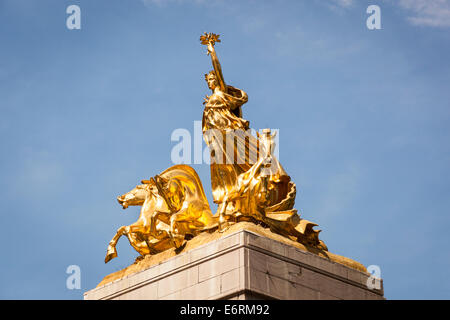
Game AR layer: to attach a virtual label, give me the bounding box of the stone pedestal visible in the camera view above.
[84,226,384,300]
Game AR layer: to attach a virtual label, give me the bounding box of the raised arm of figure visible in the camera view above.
[201,33,227,93]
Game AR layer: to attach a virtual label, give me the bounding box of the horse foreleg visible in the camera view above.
[218,196,230,232]
[149,211,170,239]
[105,226,127,263]
[123,222,153,257]
[169,212,187,249]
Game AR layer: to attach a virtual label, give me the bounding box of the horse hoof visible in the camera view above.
[174,240,187,253]
[134,255,147,263]
[218,223,230,233]
[172,237,185,249]
[105,247,117,263]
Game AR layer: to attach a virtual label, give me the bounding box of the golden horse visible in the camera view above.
[105,165,216,263]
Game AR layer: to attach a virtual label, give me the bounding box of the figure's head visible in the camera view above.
[205,71,218,90]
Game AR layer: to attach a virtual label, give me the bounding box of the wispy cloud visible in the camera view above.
[141,0,176,6]
[272,26,365,62]
[140,0,207,7]
[324,0,450,28]
[397,0,450,27]
[330,0,354,7]
[319,0,354,14]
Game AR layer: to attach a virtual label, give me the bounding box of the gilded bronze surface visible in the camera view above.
[104,33,327,264]
[105,165,216,263]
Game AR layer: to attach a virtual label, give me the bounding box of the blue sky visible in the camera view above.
[0,0,449,299]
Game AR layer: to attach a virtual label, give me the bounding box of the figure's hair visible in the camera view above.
[204,70,216,81]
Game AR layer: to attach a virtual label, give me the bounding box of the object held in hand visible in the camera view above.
[200,32,221,46]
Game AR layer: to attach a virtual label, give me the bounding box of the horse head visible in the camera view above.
[117,184,151,209]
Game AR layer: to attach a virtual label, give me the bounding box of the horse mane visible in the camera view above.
[159,165,210,204]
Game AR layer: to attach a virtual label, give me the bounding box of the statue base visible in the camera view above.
[84,222,384,300]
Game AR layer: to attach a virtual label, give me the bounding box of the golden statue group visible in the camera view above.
[105,33,327,264]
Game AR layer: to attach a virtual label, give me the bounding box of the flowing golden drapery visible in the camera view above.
[202,85,290,209]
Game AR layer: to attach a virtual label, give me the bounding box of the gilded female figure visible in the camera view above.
[200,33,290,219]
